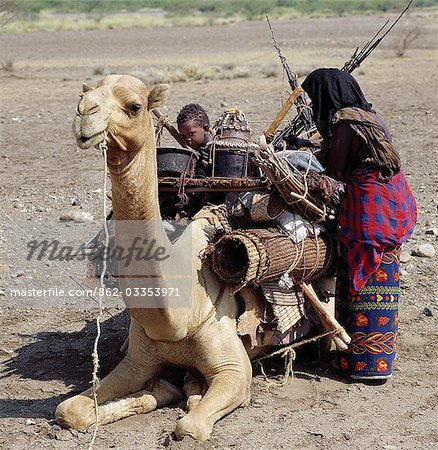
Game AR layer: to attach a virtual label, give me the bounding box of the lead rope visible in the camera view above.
[88,133,110,450]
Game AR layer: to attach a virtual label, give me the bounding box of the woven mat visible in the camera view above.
[209,228,335,292]
[262,282,306,333]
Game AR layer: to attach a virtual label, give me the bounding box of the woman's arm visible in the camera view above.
[325,123,359,182]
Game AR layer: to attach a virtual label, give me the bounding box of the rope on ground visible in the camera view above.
[88,134,110,450]
[253,328,337,387]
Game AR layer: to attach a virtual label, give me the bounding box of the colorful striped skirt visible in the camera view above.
[336,245,401,380]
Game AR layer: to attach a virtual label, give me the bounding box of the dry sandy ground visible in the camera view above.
[0,12,437,450]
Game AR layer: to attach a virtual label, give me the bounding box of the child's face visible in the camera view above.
[178,120,207,150]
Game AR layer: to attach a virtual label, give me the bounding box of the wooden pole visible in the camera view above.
[264,86,304,141]
[300,282,351,351]
[152,108,189,149]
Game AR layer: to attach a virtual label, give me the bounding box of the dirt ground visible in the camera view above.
[0,11,437,450]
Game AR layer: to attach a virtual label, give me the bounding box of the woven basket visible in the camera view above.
[249,191,287,222]
[210,228,334,292]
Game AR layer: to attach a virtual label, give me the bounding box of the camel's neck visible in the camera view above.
[108,132,192,341]
[109,139,161,223]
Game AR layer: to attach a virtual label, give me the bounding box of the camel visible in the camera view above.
[55,74,263,441]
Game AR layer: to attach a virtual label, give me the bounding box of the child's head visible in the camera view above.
[177,103,210,150]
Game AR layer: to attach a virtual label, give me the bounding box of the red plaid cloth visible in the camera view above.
[339,168,417,292]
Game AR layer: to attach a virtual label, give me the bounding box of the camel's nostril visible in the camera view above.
[88,104,100,115]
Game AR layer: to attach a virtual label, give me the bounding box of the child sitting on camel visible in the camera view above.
[176,103,213,177]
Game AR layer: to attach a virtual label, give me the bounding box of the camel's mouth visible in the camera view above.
[76,131,107,149]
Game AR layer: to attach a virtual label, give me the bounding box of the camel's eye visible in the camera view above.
[128,103,141,116]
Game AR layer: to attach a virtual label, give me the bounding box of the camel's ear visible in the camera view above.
[82,83,94,93]
[148,84,170,110]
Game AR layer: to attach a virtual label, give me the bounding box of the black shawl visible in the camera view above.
[302,68,400,178]
[302,68,373,143]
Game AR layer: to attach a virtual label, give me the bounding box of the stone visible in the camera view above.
[60,211,94,223]
[412,244,436,258]
[423,305,436,317]
[399,250,412,263]
[425,227,438,236]
[12,270,25,278]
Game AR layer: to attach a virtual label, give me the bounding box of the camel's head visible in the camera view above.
[73,74,169,157]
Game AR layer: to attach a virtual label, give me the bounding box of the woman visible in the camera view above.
[301,68,417,381]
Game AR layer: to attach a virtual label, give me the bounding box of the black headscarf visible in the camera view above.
[301,68,401,180]
[302,68,373,143]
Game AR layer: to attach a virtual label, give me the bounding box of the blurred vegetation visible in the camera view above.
[9,0,438,17]
[2,0,437,32]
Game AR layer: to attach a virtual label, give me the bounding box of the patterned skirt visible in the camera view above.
[336,245,401,379]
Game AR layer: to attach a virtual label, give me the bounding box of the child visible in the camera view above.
[176,103,213,176]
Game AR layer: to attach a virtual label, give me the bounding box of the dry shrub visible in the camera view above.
[169,65,220,82]
[220,65,251,80]
[161,64,250,83]
[230,66,250,79]
[294,65,316,78]
[92,65,110,76]
[222,63,236,71]
[392,24,421,57]
[260,64,278,78]
[168,65,206,82]
[181,65,209,81]
[1,58,14,72]
[131,69,171,86]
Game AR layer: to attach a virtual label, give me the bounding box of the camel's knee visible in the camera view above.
[219,370,252,406]
[231,375,251,407]
[242,371,252,402]
[55,395,95,431]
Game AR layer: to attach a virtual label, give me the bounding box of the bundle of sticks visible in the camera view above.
[253,134,328,222]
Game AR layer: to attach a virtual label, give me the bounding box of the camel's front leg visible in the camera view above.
[174,328,252,441]
[56,320,175,430]
[56,370,182,430]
